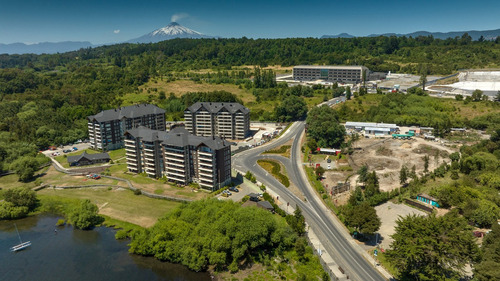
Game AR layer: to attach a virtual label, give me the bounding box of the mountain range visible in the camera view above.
[322,28,500,40]
[1,25,499,55]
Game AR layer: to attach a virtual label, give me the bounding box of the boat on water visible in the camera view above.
[10,224,31,252]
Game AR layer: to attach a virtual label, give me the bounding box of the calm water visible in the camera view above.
[0,214,210,281]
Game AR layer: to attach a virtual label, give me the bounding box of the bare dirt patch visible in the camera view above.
[350,137,457,192]
[375,202,427,249]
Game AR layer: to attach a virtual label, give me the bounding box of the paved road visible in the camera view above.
[233,122,387,281]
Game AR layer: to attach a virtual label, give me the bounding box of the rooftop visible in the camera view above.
[88,104,165,123]
[345,121,398,129]
[125,126,230,150]
[67,151,110,164]
[186,102,249,114]
[294,65,367,70]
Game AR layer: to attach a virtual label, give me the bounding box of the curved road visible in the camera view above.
[233,122,387,281]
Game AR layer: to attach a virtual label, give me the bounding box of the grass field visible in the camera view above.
[121,79,327,121]
[38,187,181,227]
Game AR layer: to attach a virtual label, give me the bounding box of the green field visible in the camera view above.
[38,187,181,228]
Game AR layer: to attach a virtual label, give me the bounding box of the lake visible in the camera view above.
[0,214,211,281]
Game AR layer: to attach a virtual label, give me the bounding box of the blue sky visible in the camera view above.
[1,0,499,44]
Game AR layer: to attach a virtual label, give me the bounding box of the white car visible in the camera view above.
[327,165,331,170]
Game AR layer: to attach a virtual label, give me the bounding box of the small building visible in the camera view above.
[344,122,399,133]
[420,127,434,135]
[416,194,440,208]
[257,201,274,212]
[365,127,391,135]
[67,152,110,166]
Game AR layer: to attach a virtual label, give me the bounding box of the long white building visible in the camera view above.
[293,65,369,84]
[184,102,250,140]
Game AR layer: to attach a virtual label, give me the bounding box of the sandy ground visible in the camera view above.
[349,137,456,192]
[375,202,427,249]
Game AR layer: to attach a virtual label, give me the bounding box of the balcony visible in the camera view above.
[165,151,184,157]
[125,143,135,148]
[199,171,213,178]
[144,151,155,157]
[199,166,213,172]
[126,152,137,158]
[199,182,214,188]
[198,151,212,157]
[167,171,186,178]
[167,175,186,182]
[168,161,185,168]
[126,161,138,166]
[165,156,184,162]
[167,166,185,173]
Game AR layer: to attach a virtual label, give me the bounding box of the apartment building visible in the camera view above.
[293,65,369,84]
[184,102,250,140]
[87,104,166,151]
[124,126,231,190]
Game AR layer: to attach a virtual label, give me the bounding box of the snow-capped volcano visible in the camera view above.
[128,22,212,43]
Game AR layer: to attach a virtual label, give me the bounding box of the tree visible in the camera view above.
[364,171,380,198]
[69,199,104,230]
[346,89,351,100]
[474,224,500,281]
[496,90,500,102]
[3,187,38,210]
[275,95,307,122]
[472,89,484,101]
[345,202,381,235]
[306,105,346,148]
[10,156,39,182]
[306,138,318,153]
[387,211,479,280]
[419,66,427,91]
[423,155,429,173]
[287,206,306,236]
[315,166,325,180]
[348,186,364,206]
[357,165,369,184]
[399,165,408,185]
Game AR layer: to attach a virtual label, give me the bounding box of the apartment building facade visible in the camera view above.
[293,65,369,84]
[184,102,250,140]
[124,126,231,190]
[87,104,166,151]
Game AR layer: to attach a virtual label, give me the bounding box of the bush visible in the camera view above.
[68,199,104,230]
[115,229,129,240]
[133,189,141,195]
[56,219,66,226]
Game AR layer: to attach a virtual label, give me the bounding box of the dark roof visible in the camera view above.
[248,193,260,198]
[257,201,274,210]
[186,102,249,114]
[67,152,110,164]
[88,104,165,123]
[125,126,230,150]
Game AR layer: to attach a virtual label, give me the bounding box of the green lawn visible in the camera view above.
[38,188,181,228]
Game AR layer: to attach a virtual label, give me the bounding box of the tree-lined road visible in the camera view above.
[233,122,387,281]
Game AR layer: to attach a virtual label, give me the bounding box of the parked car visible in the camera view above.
[221,192,229,197]
[222,190,232,196]
[72,147,78,151]
[327,159,331,163]
[87,174,101,180]
[229,186,239,192]
[63,149,71,153]
[327,165,331,170]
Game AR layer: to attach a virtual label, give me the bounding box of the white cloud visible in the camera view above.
[171,13,189,22]
[113,30,120,34]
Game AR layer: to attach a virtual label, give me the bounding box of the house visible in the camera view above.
[257,201,274,212]
[67,152,110,166]
[416,194,440,208]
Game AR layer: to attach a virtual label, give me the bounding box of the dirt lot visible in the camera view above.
[375,202,427,249]
[347,137,457,192]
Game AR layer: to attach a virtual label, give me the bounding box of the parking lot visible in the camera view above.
[217,174,262,202]
[41,142,91,157]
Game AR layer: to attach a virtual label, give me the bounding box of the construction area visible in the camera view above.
[322,136,457,199]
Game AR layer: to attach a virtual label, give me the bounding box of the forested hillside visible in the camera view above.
[1,35,499,176]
